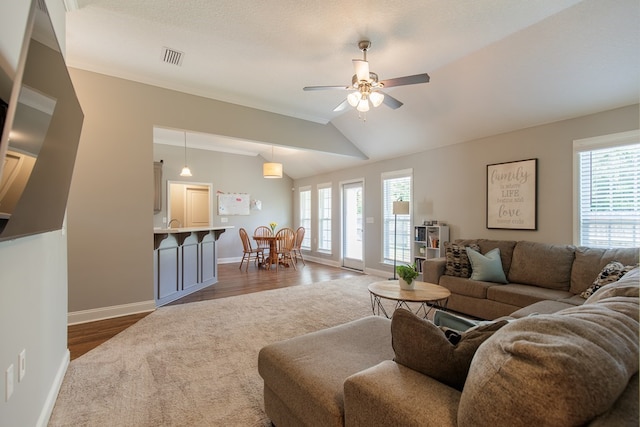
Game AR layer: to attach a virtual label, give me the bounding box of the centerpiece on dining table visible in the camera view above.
[269,222,277,233]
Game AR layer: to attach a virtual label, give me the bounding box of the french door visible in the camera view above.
[342,181,364,270]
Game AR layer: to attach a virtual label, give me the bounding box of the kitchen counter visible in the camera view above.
[153,226,234,249]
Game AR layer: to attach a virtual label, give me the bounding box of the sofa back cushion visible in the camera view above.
[570,247,639,295]
[476,239,517,275]
[458,291,639,427]
[507,241,575,290]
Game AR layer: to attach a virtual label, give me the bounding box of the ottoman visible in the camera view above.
[258,316,393,427]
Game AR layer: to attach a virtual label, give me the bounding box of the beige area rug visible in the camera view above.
[49,275,392,427]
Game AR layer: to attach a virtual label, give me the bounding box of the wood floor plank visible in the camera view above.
[68,261,363,360]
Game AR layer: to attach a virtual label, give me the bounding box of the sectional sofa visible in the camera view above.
[258,243,639,426]
[423,239,639,320]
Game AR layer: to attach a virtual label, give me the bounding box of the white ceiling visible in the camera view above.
[65,0,640,179]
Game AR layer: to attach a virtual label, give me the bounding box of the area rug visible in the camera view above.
[48,275,388,426]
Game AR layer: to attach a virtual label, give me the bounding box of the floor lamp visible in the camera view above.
[391,200,410,280]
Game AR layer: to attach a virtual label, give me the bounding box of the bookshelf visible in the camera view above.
[414,225,449,278]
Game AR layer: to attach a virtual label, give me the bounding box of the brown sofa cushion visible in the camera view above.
[391,308,506,391]
[458,296,639,426]
[507,241,575,290]
[444,242,480,278]
[571,247,640,295]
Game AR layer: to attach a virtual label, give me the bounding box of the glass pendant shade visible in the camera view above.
[357,98,370,112]
[180,166,192,177]
[263,162,283,178]
[369,91,384,107]
[347,91,362,107]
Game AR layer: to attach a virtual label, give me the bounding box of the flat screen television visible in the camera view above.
[0,0,84,241]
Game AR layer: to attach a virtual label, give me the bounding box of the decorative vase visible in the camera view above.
[399,278,414,290]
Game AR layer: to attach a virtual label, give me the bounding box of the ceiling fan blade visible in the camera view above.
[380,91,403,109]
[353,59,370,82]
[303,85,350,91]
[333,99,350,112]
[380,73,430,88]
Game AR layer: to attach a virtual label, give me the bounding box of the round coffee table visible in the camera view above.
[368,280,451,319]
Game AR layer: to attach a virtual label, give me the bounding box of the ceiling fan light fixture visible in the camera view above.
[369,91,384,107]
[357,98,370,112]
[347,91,361,107]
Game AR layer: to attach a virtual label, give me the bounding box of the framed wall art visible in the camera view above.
[486,158,537,230]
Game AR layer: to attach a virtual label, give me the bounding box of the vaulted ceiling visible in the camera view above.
[65,0,640,179]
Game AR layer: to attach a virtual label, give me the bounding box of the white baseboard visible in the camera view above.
[218,256,242,264]
[36,349,69,427]
[364,267,390,279]
[302,255,341,267]
[68,300,156,325]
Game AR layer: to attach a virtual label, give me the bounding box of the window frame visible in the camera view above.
[299,186,311,250]
[317,183,332,254]
[381,169,413,266]
[573,129,640,247]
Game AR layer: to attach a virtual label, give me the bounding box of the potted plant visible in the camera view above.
[396,263,419,290]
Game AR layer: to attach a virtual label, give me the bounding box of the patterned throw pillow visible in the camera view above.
[444,242,480,278]
[580,261,637,298]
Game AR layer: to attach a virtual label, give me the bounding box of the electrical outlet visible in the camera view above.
[18,349,26,382]
[5,364,14,401]
[220,217,228,223]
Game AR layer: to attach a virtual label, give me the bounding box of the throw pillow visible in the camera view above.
[466,247,508,283]
[580,261,637,299]
[444,242,480,277]
[391,308,507,391]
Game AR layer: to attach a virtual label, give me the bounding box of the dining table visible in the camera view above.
[253,234,278,269]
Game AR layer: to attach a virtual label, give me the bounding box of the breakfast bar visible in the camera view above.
[153,226,234,306]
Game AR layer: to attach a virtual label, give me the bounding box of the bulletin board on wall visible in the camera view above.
[217,193,250,215]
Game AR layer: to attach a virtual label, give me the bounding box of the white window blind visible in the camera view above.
[574,130,640,248]
[318,185,331,253]
[299,187,311,249]
[382,170,412,264]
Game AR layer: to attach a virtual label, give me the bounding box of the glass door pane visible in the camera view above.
[342,181,363,270]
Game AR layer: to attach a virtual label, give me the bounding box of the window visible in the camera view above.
[574,130,640,247]
[318,184,332,253]
[382,169,412,264]
[299,187,311,249]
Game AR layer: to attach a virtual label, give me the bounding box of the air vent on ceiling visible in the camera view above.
[161,47,184,66]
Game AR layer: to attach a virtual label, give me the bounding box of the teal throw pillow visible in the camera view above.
[466,247,508,283]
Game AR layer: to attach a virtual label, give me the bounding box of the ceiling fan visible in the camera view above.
[303,40,430,114]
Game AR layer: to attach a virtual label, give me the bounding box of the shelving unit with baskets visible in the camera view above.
[414,225,449,278]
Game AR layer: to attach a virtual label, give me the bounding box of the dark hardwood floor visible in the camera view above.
[68,261,364,360]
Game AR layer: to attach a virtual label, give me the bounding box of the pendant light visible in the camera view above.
[180,131,192,177]
[263,145,283,179]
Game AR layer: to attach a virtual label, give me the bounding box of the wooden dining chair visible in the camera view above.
[239,228,264,271]
[254,225,273,255]
[274,228,297,271]
[292,226,306,266]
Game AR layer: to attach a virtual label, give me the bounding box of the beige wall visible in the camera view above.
[293,104,640,274]
[0,1,69,426]
[67,69,313,313]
